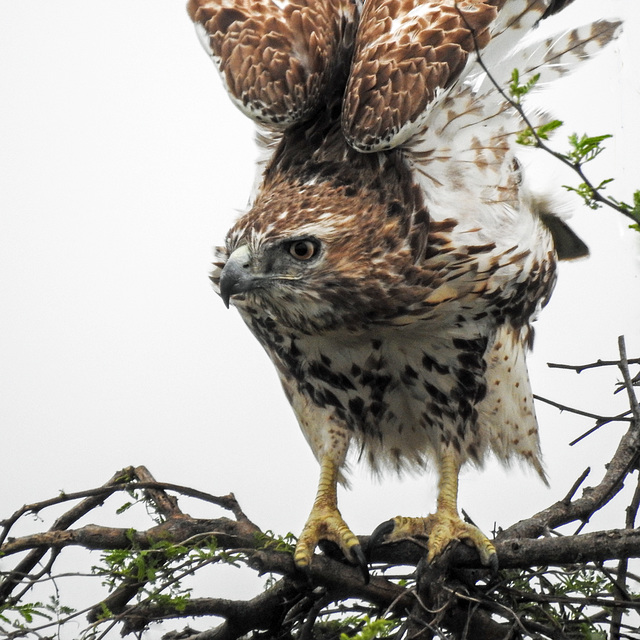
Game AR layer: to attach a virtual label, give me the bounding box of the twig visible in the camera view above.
[611,466,640,640]
[568,416,632,448]
[547,359,640,373]
[533,393,632,447]
[506,588,640,612]
[1,477,250,542]
[618,336,640,426]
[126,579,306,640]
[562,468,591,505]
[1,601,106,639]
[0,519,259,558]
[533,394,631,425]
[0,466,135,547]
[296,594,329,640]
[608,337,640,640]
[135,465,183,520]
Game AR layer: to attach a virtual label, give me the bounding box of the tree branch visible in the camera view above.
[120,578,307,639]
[0,467,135,604]
[2,344,638,639]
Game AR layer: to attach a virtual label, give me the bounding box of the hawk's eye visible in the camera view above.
[287,238,319,261]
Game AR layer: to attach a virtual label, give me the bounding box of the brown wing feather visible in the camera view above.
[342,0,499,152]
[187,0,357,127]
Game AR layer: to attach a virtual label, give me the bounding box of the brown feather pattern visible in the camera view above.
[342,0,499,150]
[188,0,358,125]
[194,0,619,481]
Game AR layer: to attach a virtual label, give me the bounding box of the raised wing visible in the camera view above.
[340,0,598,153]
[187,0,358,127]
[341,0,499,152]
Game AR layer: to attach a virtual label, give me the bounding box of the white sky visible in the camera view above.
[1,1,639,636]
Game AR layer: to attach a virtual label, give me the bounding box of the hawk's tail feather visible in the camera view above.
[478,325,549,485]
[479,0,550,70]
[476,19,623,95]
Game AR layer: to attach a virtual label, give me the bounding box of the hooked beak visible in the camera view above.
[219,245,256,308]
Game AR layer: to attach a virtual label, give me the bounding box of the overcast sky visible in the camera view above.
[1,1,639,636]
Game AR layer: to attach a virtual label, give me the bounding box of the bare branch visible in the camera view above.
[533,394,632,426]
[618,336,640,426]
[503,342,640,541]
[561,467,591,504]
[547,359,640,373]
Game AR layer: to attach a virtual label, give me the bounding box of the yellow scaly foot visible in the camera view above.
[370,451,497,570]
[294,455,368,581]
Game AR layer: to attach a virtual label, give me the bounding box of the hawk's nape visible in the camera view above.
[190,0,621,578]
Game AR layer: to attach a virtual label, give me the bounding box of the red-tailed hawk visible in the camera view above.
[187,0,619,577]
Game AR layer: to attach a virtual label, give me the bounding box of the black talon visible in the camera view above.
[367,519,396,557]
[487,552,499,575]
[352,544,370,584]
[318,540,369,583]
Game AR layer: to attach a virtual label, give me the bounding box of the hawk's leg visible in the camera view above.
[372,451,497,569]
[294,454,367,578]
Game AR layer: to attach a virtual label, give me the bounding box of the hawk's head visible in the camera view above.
[212,159,431,334]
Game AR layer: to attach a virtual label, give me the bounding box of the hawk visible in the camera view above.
[187,0,619,576]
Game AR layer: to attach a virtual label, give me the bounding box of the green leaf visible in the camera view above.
[581,624,607,640]
[516,127,536,147]
[509,69,540,103]
[254,529,297,553]
[15,602,52,623]
[339,615,399,640]
[567,133,612,164]
[516,120,564,147]
[536,119,563,140]
[612,190,640,230]
[116,501,134,515]
[564,178,614,210]
[95,602,113,621]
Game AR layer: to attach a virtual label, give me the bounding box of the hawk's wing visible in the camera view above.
[187,0,358,127]
[340,1,619,267]
[342,0,620,153]
[190,0,618,258]
[341,0,499,152]
[189,0,619,160]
